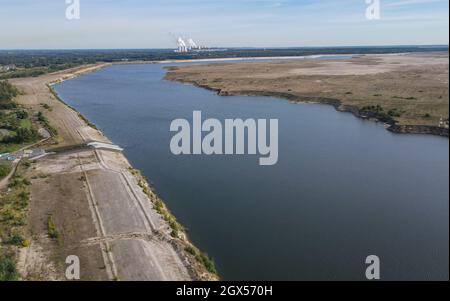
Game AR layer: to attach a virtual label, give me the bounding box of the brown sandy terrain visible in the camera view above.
[164,52,449,135]
[7,65,216,280]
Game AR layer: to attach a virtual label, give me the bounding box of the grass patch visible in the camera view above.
[138,179,183,237]
[77,113,98,130]
[6,233,29,247]
[19,118,32,129]
[47,214,60,242]
[0,161,12,180]
[37,111,58,136]
[1,173,30,229]
[1,81,40,151]
[0,162,31,280]
[184,245,217,275]
[360,104,400,122]
[0,255,19,281]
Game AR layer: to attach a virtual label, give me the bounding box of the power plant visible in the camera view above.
[174,37,207,53]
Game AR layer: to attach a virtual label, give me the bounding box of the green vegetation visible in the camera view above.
[392,95,417,100]
[132,170,218,276]
[184,245,217,275]
[137,179,183,238]
[0,46,445,80]
[0,68,47,80]
[0,81,40,152]
[6,233,29,247]
[40,103,52,111]
[47,214,60,242]
[360,104,402,122]
[0,162,32,280]
[36,111,57,136]
[387,108,402,118]
[0,255,19,281]
[78,113,98,130]
[47,84,97,130]
[0,161,12,180]
[0,81,19,109]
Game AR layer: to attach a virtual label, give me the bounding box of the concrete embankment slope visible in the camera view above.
[9,65,216,280]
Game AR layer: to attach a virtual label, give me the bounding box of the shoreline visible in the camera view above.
[48,65,219,280]
[55,53,448,137]
[171,80,449,137]
[162,52,449,138]
[9,63,218,280]
[5,54,447,279]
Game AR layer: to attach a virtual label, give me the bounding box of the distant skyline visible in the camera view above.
[0,0,448,49]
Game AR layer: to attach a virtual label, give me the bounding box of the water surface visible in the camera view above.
[54,63,449,280]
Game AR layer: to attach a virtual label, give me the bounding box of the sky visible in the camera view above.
[0,0,448,49]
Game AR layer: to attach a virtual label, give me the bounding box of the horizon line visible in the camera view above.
[0,44,449,51]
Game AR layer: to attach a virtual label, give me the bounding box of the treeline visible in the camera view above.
[0,81,40,146]
[0,46,447,79]
[0,81,19,108]
[1,127,39,144]
[0,64,82,80]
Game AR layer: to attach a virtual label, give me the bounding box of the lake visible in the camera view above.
[54,62,449,280]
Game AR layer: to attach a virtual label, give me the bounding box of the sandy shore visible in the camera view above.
[9,64,217,280]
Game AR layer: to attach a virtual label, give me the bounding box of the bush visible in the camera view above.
[184,245,217,275]
[199,253,217,275]
[0,256,19,281]
[0,81,19,102]
[0,162,12,179]
[15,110,28,119]
[47,214,60,241]
[7,233,27,247]
[388,108,401,118]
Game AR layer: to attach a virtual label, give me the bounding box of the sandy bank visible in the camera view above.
[9,64,217,281]
[164,52,449,137]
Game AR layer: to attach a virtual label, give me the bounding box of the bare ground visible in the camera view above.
[8,64,216,281]
[164,52,449,129]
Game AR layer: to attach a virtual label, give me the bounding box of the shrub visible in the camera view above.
[199,253,217,275]
[0,256,19,281]
[47,214,60,241]
[0,162,12,179]
[15,110,28,119]
[7,233,26,247]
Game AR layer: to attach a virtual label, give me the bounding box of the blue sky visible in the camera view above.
[0,0,448,49]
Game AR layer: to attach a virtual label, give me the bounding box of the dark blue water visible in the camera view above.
[54,63,449,280]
